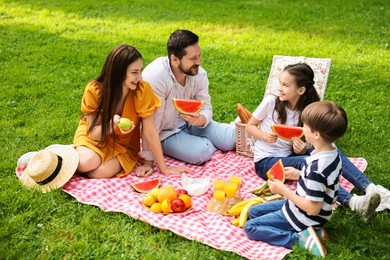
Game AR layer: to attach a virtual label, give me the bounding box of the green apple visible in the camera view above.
[118,118,133,131]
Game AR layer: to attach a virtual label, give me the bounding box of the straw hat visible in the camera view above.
[18,145,79,193]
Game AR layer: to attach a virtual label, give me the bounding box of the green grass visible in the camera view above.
[1,0,389,259]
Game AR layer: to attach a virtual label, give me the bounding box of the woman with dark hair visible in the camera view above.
[74,44,190,178]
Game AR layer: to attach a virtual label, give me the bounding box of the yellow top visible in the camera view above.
[73,80,161,177]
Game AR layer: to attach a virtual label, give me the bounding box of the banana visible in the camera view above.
[227,197,264,216]
[231,217,240,226]
[227,204,246,216]
[239,201,262,228]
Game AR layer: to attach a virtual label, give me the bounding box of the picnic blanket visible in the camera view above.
[18,151,367,259]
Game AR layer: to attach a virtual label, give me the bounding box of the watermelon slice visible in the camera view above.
[266,159,285,182]
[131,178,161,193]
[251,160,285,196]
[172,98,204,114]
[271,124,303,141]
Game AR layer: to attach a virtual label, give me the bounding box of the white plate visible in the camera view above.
[181,174,211,196]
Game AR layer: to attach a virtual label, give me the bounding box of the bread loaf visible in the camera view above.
[236,103,252,124]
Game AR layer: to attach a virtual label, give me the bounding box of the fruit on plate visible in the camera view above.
[131,178,161,193]
[149,202,162,213]
[157,186,177,203]
[144,186,192,214]
[149,187,160,200]
[171,198,186,213]
[178,194,192,209]
[172,98,204,114]
[236,103,252,124]
[118,117,133,131]
[271,123,303,141]
[251,159,285,196]
[161,199,173,213]
[176,188,188,197]
[142,194,157,207]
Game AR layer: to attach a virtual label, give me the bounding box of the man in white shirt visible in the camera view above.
[141,29,235,165]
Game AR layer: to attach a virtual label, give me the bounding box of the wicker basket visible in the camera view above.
[235,121,255,157]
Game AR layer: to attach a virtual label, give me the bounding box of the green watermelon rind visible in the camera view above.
[271,124,303,141]
[266,159,285,183]
[131,178,161,193]
[172,98,204,115]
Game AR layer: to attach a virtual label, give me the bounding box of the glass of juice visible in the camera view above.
[213,190,225,211]
[225,183,238,198]
[213,179,226,191]
[229,175,241,190]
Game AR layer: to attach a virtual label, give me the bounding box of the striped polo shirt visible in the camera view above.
[282,147,342,231]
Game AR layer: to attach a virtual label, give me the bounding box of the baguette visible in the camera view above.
[236,103,252,124]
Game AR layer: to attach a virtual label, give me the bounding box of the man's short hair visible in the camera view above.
[301,101,348,143]
[167,30,199,60]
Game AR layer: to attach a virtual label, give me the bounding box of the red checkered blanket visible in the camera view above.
[58,151,366,259]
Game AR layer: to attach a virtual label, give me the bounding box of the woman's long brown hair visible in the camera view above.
[88,44,142,143]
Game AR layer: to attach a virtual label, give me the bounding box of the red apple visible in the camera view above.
[171,199,186,213]
[175,188,188,197]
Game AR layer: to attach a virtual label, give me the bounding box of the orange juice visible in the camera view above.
[213,190,225,201]
[213,179,226,191]
[229,175,241,190]
[225,183,238,198]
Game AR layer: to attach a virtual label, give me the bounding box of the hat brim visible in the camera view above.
[17,145,79,193]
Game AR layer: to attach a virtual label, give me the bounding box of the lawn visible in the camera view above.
[1,0,389,259]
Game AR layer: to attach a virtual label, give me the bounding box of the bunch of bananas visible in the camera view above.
[228,197,264,228]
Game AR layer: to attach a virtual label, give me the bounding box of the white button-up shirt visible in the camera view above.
[140,56,213,160]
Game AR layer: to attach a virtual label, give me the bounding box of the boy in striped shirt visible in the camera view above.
[244,101,348,257]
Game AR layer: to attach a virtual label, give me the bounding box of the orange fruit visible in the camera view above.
[142,194,156,207]
[161,199,173,213]
[178,194,192,209]
[150,202,162,213]
[157,186,177,203]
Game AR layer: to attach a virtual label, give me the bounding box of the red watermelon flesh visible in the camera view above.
[272,124,303,141]
[266,159,285,183]
[251,160,285,196]
[173,98,204,114]
[131,178,161,193]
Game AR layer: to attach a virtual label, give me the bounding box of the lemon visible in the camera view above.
[150,202,162,213]
[161,199,173,213]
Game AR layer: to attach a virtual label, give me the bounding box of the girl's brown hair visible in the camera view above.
[274,63,320,126]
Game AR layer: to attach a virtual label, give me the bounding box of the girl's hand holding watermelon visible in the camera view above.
[262,132,278,143]
[291,137,307,154]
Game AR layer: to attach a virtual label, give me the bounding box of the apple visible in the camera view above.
[142,194,156,207]
[175,188,188,197]
[118,118,133,131]
[171,198,186,212]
